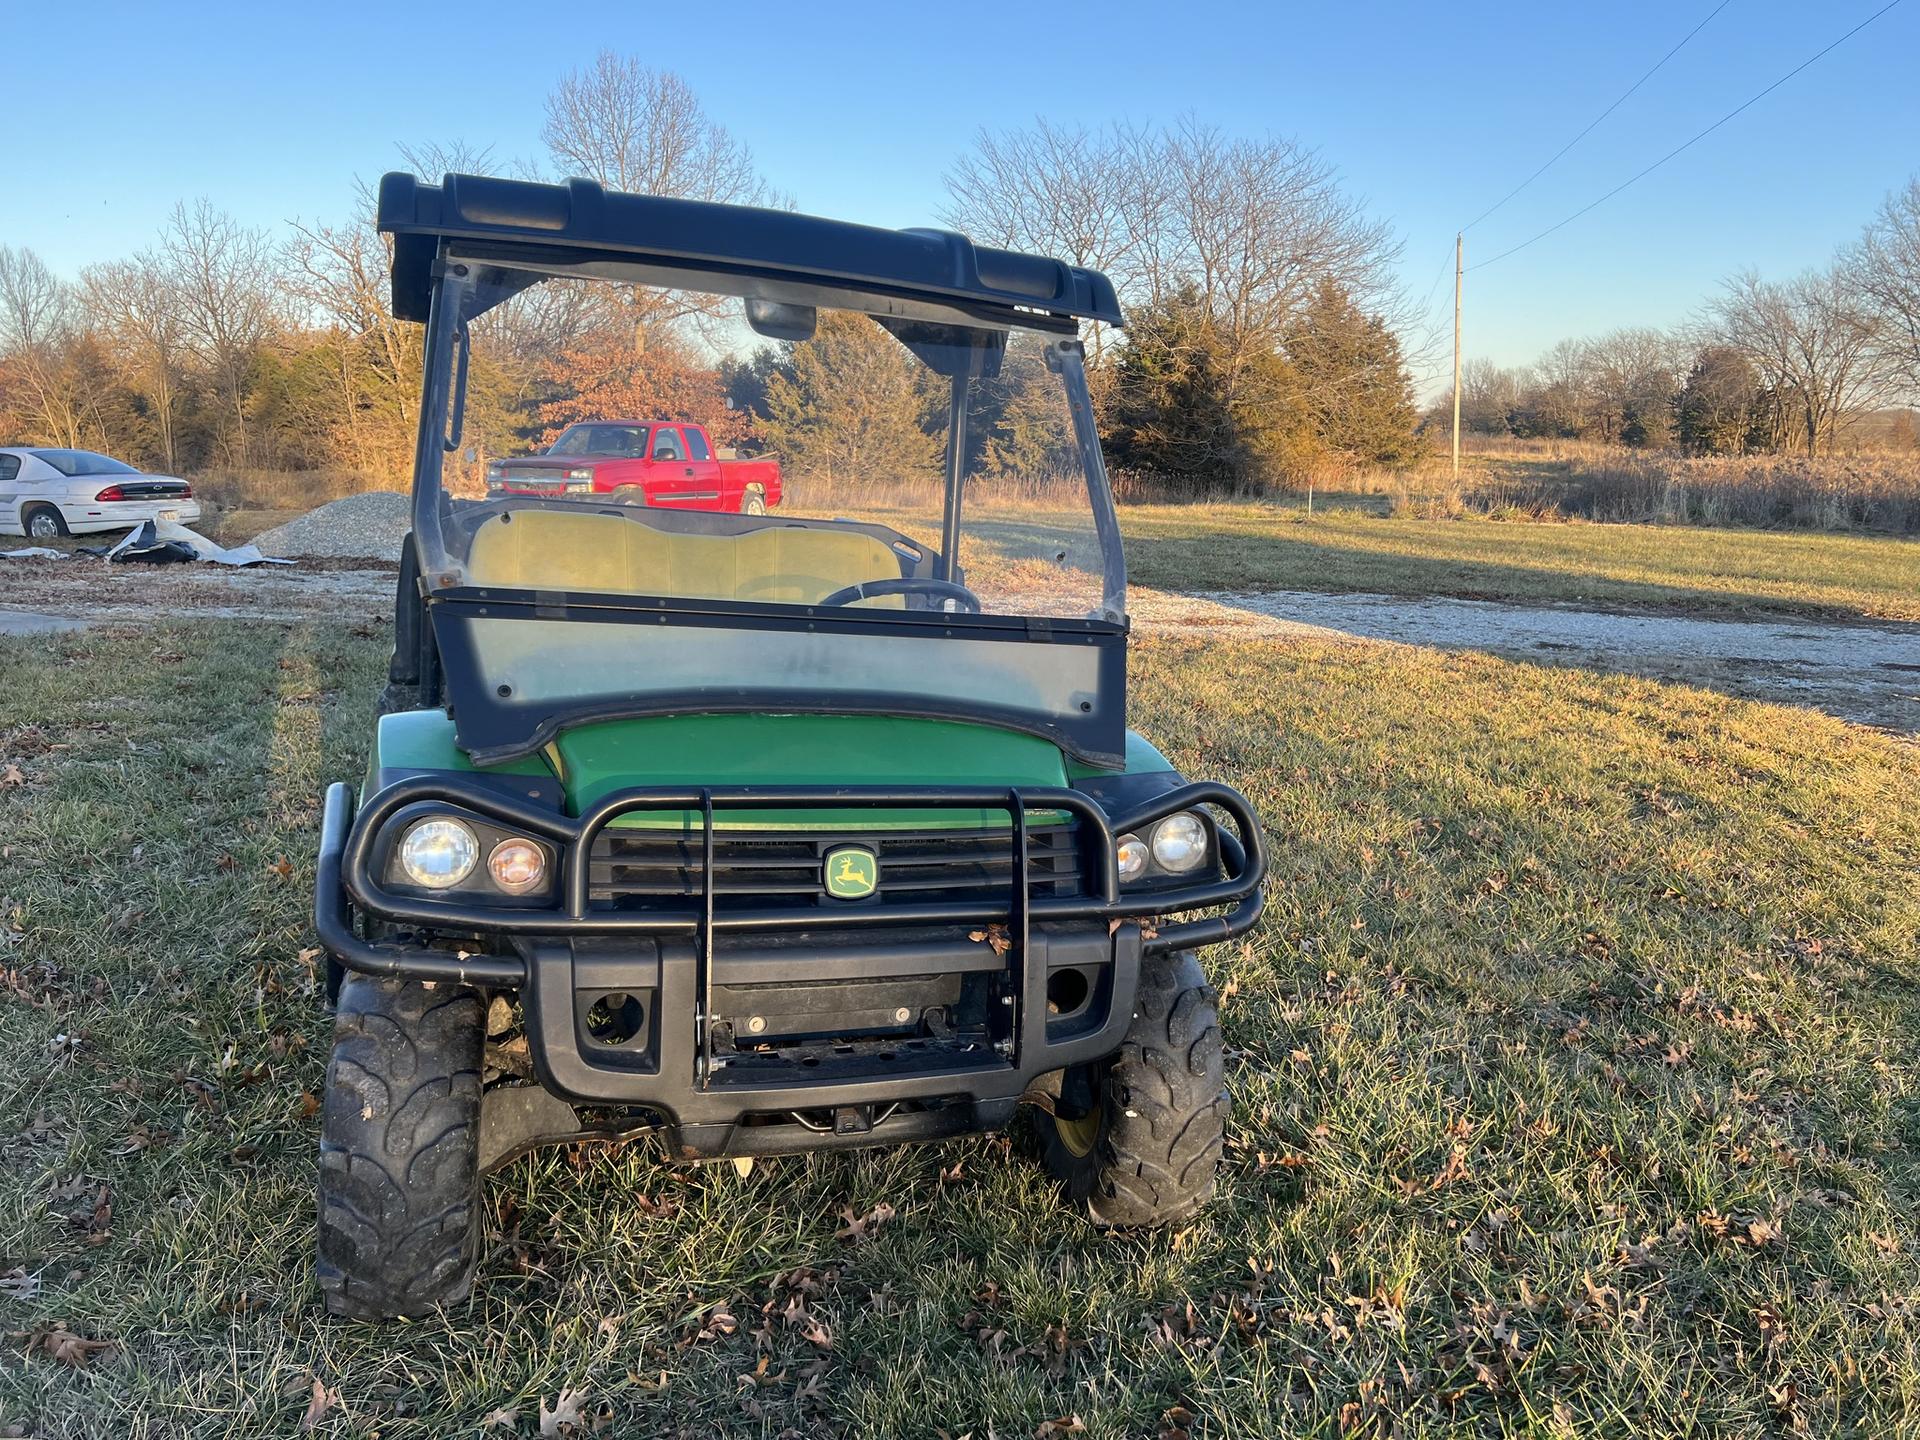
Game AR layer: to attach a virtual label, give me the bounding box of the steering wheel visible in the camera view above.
[816,577,983,613]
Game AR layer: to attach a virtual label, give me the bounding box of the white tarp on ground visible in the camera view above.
[107,519,294,567]
[5,521,293,566]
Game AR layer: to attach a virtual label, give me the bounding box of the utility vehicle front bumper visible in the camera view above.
[315,777,1265,1151]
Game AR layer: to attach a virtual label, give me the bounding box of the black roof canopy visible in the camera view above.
[377,172,1124,333]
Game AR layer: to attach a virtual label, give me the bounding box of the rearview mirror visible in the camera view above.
[746,298,817,342]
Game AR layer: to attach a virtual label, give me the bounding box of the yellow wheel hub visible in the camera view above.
[1055,1100,1104,1159]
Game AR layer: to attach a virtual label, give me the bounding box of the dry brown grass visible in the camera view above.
[1400,446,1920,534]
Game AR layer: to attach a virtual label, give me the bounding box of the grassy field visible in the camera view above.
[2,619,1916,1438]
[1108,505,1920,622]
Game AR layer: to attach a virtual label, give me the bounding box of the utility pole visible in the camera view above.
[1451,231,1463,482]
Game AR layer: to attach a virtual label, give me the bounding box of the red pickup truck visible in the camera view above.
[487,421,782,514]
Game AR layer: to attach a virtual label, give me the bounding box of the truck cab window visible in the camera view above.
[685,428,711,462]
[652,428,685,462]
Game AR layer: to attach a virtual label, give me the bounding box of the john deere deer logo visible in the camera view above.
[824,846,878,899]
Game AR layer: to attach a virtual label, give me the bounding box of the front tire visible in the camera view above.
[1034,950,1226,1226]
[23,504,68,540]
[316,975,486,1319]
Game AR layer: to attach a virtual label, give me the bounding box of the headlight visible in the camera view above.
[398,818,479,888]
[1150,813,1209,873]
[565,467,594,481]
[1116,833,1148,881]
[488,837,547,893]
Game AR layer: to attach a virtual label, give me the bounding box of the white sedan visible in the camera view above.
[0,447,202,539]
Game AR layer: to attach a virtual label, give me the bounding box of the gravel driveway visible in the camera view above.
[3,561,1913,732]
[1133,589,1920,733]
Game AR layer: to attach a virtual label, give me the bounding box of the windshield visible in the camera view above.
[34,449,137,477]
[419,267,1123,625]
[410,255,1128,766]
[547,423,648,458]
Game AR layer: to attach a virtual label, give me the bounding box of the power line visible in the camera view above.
[1471,0,1906,272]
[1462,0,1736,234]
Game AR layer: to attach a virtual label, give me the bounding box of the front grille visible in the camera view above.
[588,824,1082,911]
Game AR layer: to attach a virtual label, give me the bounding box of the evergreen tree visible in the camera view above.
[970,333,1076,481]
[761,311,942,486]
[1283,279,1419,464]
[1105,284,1305,490]
[1677,346,1764,455]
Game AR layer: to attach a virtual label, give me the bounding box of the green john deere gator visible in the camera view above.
[312,171,1267,1319]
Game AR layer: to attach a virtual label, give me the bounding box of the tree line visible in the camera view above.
[1445,181,1920,457]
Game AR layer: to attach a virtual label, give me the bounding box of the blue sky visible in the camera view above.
[6,0,1915,390]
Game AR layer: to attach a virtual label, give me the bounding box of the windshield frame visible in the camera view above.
[411,252,1127,621]
[406,248,1132,766]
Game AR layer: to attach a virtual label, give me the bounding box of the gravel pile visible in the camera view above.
[251,490,412,560]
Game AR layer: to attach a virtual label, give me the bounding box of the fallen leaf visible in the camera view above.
[29,1323,117,1368]
[0,1268,40,1302]
[266,857,295,881]
[483,1405,520,1428]
[836,1201,897,1244]
[1034,1417,1086,1439]
[539,1387,585,1436]
[0,763,24,788]
[299,1377,342,1432]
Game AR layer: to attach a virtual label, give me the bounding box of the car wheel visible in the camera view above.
[741,489,768,516]
[316,974,486,1319]
[612,486,647,506]
[23,505,68,540]
[1032,949,1227,1226]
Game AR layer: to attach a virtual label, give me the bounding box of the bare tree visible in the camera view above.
[160,200,276,463]
[1457,357,1522,434]
[1583,328,1682,446]
[1163,119,1401,345]
[941,123,1149,281]
[941,117,1403,376]
[283,202,420,482]
[1520,337,1596,437]
[1708,268,1890,455]
[0,245,73,353]
[1854,177,1920,400]
[0,246,98,448]
[82,257,187,469]
[940,120,1157,366]
[542,55,771,205]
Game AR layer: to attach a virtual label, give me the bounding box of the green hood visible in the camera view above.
[556,713,1072,829]
[370,709,1171,831]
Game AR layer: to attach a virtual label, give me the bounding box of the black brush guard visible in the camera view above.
[316,777,1264,1137]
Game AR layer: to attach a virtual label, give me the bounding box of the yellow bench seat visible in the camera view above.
[465,509,906,606]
